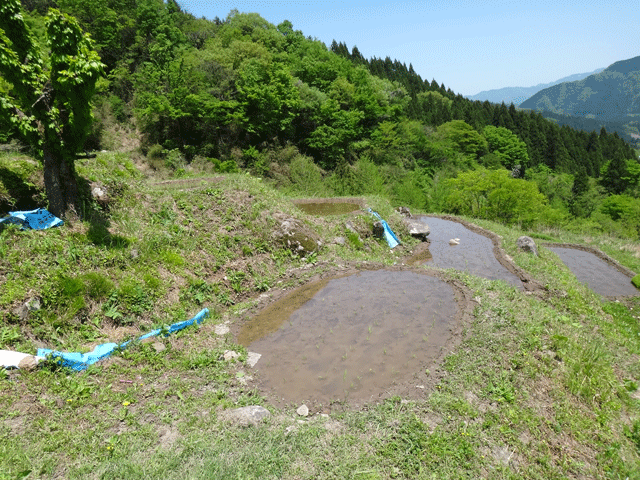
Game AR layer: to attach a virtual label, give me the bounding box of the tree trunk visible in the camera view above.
[42,145,80,219]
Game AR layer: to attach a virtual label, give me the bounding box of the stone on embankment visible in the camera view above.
[221,406,271,426]
[403,218,430,241]
[372,221,385,239]
[273,213,321,256]
[516,236,538,256]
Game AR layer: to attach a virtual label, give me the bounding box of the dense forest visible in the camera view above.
[3,0,640,238]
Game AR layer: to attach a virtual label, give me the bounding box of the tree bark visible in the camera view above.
[42,145,80,218]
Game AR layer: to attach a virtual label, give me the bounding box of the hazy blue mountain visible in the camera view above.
[519,56,640,122]
[466,68,604,106]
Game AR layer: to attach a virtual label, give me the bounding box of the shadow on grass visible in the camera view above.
[0,167,41,214]
[77,176,131,249]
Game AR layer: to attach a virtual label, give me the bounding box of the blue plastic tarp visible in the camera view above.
[37,308,209,371]
[0,208,63,230]
[368,208,401,249]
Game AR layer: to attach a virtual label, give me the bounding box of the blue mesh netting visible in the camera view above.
[37,308,209,371]
[0,208,63,230]
[368,208,401,249]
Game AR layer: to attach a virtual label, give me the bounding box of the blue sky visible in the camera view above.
[179,0,640,96]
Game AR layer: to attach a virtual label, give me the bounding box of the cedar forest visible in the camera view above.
[3,0,640,237]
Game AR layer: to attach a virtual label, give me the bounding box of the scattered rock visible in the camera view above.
[215,323,230,335]
[90,182,110,208]
[13,297,41,321]
[25,297,41,311]
[372,221,385,239]
[345,221,358,234]
[403,218,430,241]
[397,206,411,217]
[223,350,240,361]
[516,236,538,256]
[272,214,321,256]
[284,425,297,436]
[449,238,460,246]
[221,405,270,426]
[246,352,262,367]
[296,404,309,417]
[17,355,39,371]
[151,342,166,353]
[333,236,346,245]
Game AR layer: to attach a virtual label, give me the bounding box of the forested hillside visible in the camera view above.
[520,56,640,121]
[3,0,640,238]
[519,56,640,148]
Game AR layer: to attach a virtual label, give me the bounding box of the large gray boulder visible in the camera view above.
[403,218,430,242]
[516,236,538,256]
[273,214,321,256]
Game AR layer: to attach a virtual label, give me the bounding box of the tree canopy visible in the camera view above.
[0,0,104,216]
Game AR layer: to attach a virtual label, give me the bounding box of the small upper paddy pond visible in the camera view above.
[293,199,362,216]
[548,246,639,298]
[410,217,522,288]
[237,269,460,406]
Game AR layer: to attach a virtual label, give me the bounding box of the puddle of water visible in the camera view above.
[295,202,361,216]
[237,269,458,405]
[548,247,639,297]
[413,217,522,288]
[405,246,433,266]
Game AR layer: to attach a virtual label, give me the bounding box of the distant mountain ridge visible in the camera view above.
[519,56,640,121]
[466,68,604,106]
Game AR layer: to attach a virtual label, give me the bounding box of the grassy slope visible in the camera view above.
[2,151,640,479]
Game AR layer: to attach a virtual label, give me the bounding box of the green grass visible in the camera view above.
[2,152,640,479]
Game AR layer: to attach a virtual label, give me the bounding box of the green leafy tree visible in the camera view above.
[483,125,529,170]
[445,168,549,227]
[436,120,488,160]
[237,58,300,142]
[0,0,104,217]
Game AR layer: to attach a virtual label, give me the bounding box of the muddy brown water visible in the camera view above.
[295,202,361,216]
[410,216,522,288]
[237,269,459,406]
[547,246,639,297]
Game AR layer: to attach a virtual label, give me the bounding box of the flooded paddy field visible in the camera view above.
[409,216,523,288]
[293,198,363,216]
[547,245,639,298]
[237,268,468,408]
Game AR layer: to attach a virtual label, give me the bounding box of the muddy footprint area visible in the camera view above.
[546,244,639,298]
[234,266,474,411]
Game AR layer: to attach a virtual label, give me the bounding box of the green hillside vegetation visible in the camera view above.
[2,147,640,479]
[2,2,640,478]
[1,0,639,239]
